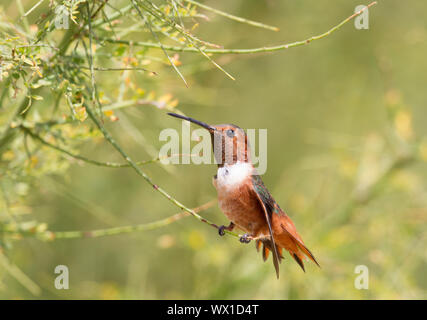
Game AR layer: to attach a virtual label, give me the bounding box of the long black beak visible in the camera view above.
[168,113,216,132]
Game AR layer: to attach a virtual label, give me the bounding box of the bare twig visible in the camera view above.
[100,2,377,54]
[131,0,189,86]
[183,0,279,31]
[4,200,217,241]
[22,125,196,168]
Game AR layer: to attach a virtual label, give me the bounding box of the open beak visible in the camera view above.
[168,113,216,132]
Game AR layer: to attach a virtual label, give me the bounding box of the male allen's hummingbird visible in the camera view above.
[168,113,319,278]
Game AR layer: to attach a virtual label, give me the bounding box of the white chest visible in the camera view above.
[215,162,253,191]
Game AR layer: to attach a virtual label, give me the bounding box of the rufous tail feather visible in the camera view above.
[280,223,320,268]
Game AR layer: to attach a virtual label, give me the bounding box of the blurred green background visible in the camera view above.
[0,0,426,299]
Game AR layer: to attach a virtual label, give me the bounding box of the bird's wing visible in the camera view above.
[252,175,320,269]
[251,174,281,279]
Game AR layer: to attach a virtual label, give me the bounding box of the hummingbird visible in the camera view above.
[168,113,319,278]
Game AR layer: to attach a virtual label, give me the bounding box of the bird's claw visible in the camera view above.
[239,233,252,244]
[218,225,226,236]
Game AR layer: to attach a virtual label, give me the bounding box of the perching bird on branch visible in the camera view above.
[168,113,320,278]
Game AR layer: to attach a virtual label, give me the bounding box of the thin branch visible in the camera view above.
[91,0,109,19]
[92,3,133,28]
[183,0,279,32]
[79,65,157,74]
[131,0,189,87]
[99,2,377,54]
[21,126,193,168]
[21,0,45,18]
[141,0,220,48]
[102,98,170,111]
[16,0,30,34]
[84,2,103,117]
[5,200,217,241]
[170,0,185,31]
[140,0,235,80]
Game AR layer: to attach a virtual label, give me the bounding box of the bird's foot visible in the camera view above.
[218,225,227,236]
[239,233,252,244]
[218,222,235,236]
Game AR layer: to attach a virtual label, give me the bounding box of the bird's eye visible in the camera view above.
[226,129,235,138]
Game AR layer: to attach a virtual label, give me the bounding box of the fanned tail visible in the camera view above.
[278,214,320,269]
[255,218,319,273]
